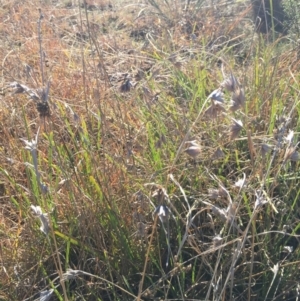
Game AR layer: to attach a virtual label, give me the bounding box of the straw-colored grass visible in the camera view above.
[1,0,300,300]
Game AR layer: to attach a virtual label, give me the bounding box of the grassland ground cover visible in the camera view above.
[0,0,300,300]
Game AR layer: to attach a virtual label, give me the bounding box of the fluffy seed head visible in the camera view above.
[204,99,226,120]
[221,73,239,92]
[229,119,243,141]
[184,145,201,158]
[211,147,225,160]
[284,146,300,163]
[261,143,272,157]
[229,87,245,112]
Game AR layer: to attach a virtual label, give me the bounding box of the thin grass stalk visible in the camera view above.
[248,219,256,301]
[204,245,223,301]
[263,263,279,301]
[37,9,45,86]
[53,268,137,299]
[82,3,110,165]
[77,0,88,116]
[217,207,260,300]
[269,0,276,42]
[136,214,159,301]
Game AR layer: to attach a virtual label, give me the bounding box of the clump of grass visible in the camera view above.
[1,0,300,301]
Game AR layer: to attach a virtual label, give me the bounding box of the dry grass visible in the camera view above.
[1,0,300,300]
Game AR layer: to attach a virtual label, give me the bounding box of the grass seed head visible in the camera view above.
[38,289,54,301]
[34,81,51,117]
[204,99,226,120]
[211,147,225,160]
[211,205,227,221]
[184,145,201,158]
[21,138,38,152]
[40,182,49,194]
[62,269,84,281]
[226,202,238,222]
[261,143,273,157]
[210,88,225,103]
[36,101,50,117]
[155,134,166,149]
[221,73,239,92]
[290,150,300,161]
[30,205,50,235]
[136,222,147,238]
[120,78,133,92]
[254,191,268,209]
[153,205,171,223]
[208,188,220,200]
[285,130,294,145]
[229,119,243,140]
[234,177,246,189]
[229,87,245,112]
[208,185,227,200]
[184,141,201,158]
[151,186,170,203]
[10,82,30,94]
[213,235,223,248]
[40,81,51,103]
[284,146,300,163]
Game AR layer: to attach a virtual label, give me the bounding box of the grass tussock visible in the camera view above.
[1,0,300,300]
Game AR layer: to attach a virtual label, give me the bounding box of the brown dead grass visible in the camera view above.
[1,0,300,300]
